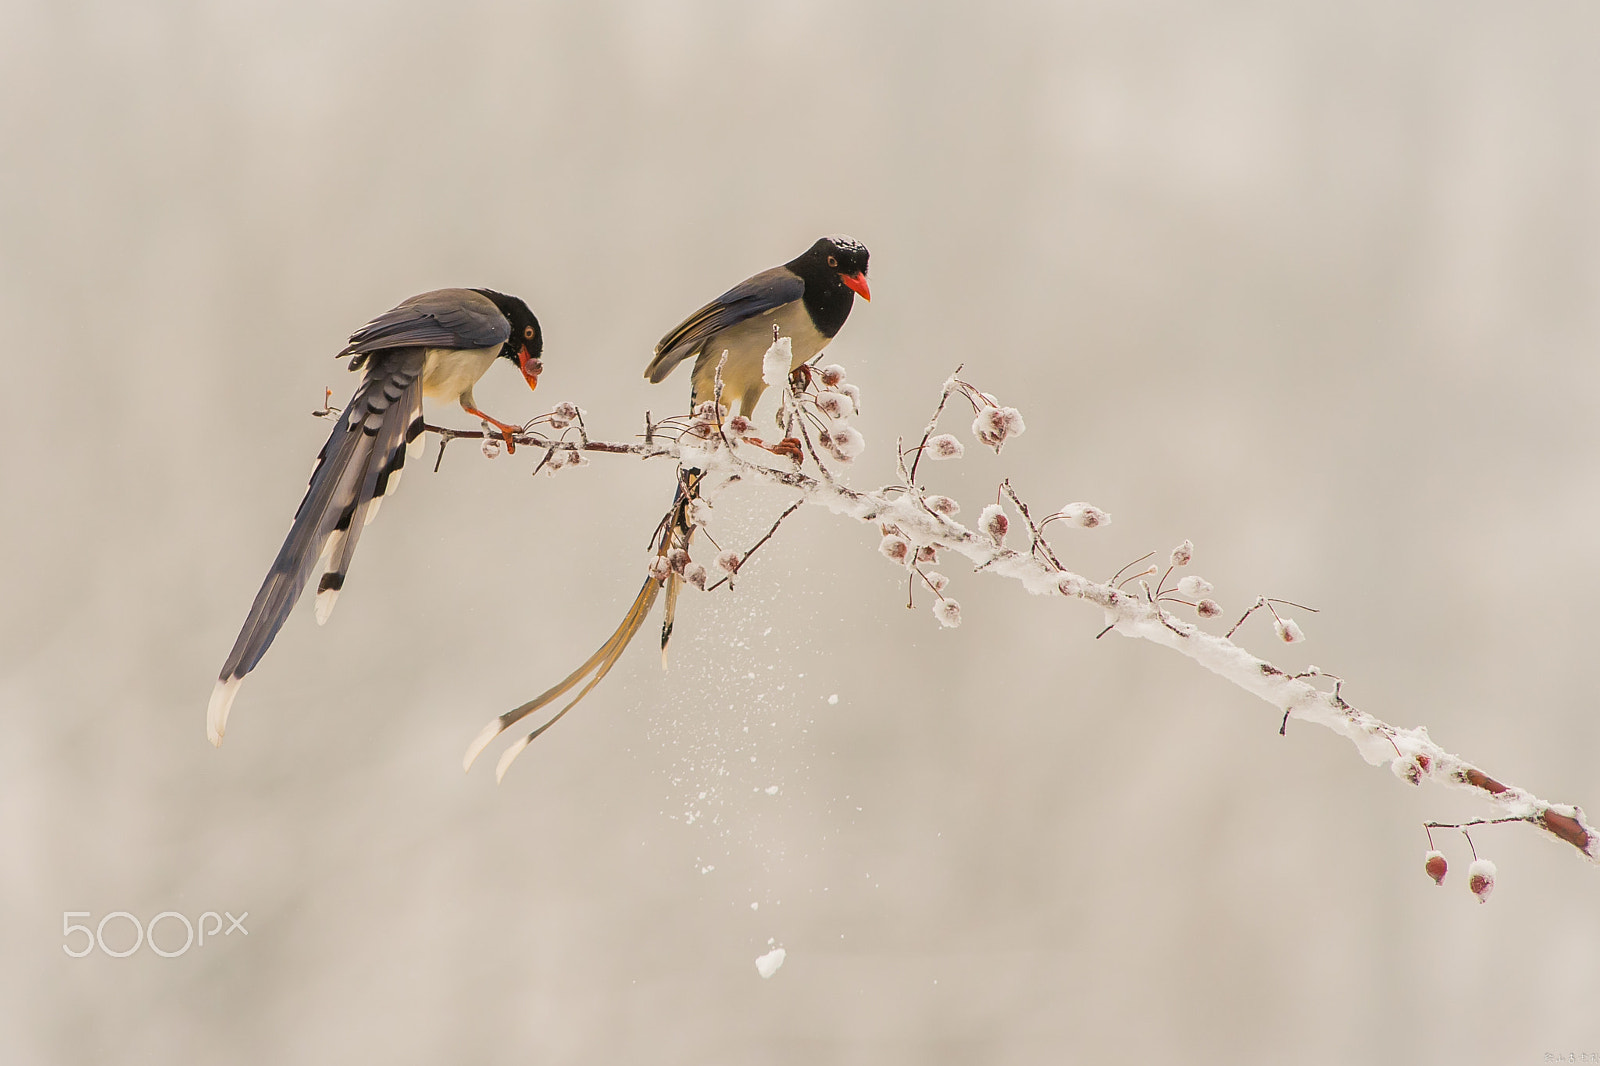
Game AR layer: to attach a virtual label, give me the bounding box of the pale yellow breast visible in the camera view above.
[421,346,500,403]
[689,302,830,416]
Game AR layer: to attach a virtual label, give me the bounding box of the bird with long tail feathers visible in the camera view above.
[466,236,869,779]
[209,288,543,746]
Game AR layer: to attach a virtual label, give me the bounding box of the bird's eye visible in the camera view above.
[827,255,838,268]
[523,326,535,339]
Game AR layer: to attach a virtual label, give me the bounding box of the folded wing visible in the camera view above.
[644,267,803,384]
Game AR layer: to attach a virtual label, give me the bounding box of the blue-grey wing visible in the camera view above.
[645,267,804,383]
[338,288,510,356]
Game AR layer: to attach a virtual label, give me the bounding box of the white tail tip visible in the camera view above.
[495,734,533,784]
[462,718,503,772]
[314,586,340,626]
[207,677,242,747]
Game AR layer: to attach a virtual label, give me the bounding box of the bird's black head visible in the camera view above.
[787,235,871,340]
[473,288,544,392]
[789,235,871,302]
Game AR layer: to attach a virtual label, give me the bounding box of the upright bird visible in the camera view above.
[645,234,871,419]
[465,236,869,778]
[208,287,544,746]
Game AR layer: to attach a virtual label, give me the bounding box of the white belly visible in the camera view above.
[421,346,500,403]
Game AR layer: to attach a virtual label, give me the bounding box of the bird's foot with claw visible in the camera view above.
[483,423,518,454]
[463,407,522,454]
[740,436,802,463]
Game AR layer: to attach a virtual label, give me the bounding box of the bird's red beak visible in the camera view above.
[840,272,871,301]
[518,346,542,392]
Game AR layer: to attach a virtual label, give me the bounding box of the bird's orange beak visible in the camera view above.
[518,347,542,392]
[840,272,871,301]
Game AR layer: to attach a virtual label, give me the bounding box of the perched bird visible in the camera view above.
[208,288,544,746]
[466,236,869,779]
[644,234,871,418]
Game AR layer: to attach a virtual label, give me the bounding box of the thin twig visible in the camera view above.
[1001,480,1066,571]
[907,365,961,486]
[704,497,804,592]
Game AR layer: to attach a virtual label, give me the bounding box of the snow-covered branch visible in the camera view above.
[423,359,1599,876]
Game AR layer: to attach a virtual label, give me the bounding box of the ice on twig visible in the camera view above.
[979,504,1008,545]
[925,572,949,593]
[879,535,910,563]
[924,495,959,516]
[1196,599,1222,618]
[714,550,742,574]
[933,598,962,628]
[1391,755,1423,786]
[927,433,964,460]
[684,563,708,590]
[1055,503,1110,529]
[819,364,846,387]
[761,338,794,390]
[1176,576,1212,598]
[1468,859,1496,903]
[481,437,502,459]
[667,547,690,573]
[817,391,854,420]
[820,425,865,462]
[549,402,581,428]
[1274,617,1305,644]
[972,405,1026,451]
[647,555,671,582]
[1170,540,1193,567]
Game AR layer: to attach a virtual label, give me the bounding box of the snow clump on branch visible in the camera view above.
[820,425,866,462]
[548,402,582,429]
[761,337,794,391]
[816,391,854,420]
[1053,502,1111,529]
[1274,617,1305,644]
[972,405,1026,452]
[979,504,1009,544]
[1468,859,1496,903]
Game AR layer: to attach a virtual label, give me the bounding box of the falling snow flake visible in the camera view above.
[755,947,787,979]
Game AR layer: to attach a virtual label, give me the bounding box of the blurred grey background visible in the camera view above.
[3,1,1599,1062]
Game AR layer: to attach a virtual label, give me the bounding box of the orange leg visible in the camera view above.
[741,436,803,463]
[462,404,521,454]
